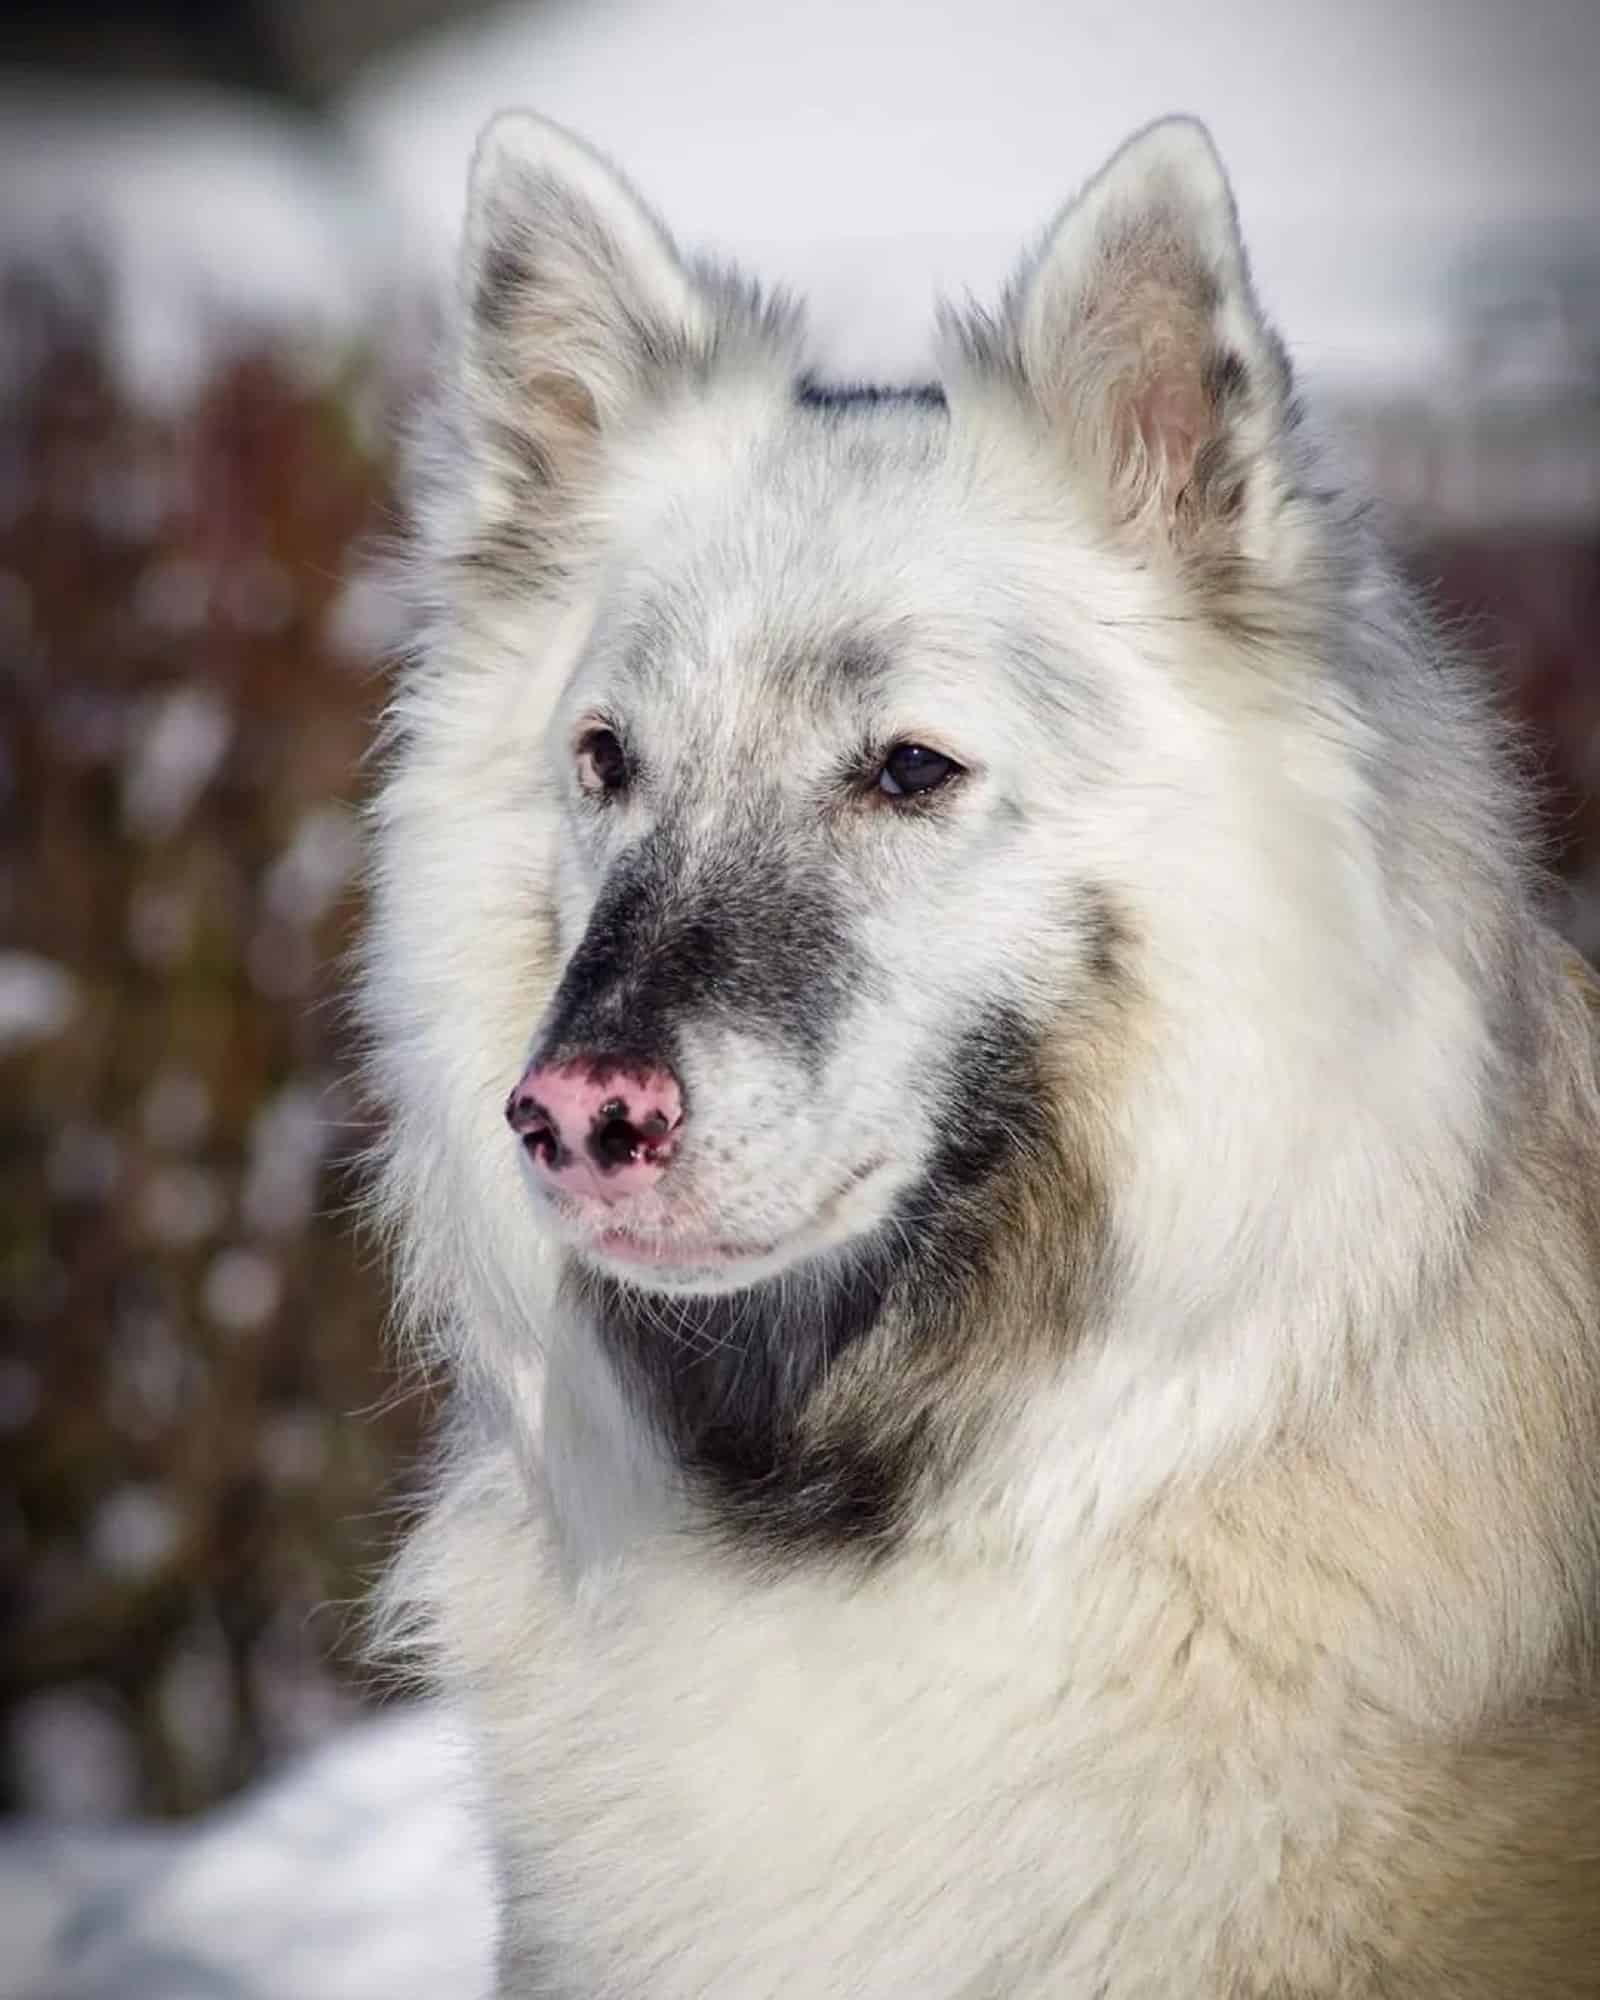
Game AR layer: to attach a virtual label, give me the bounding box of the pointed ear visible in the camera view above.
[450,114,795,576]
[462,112,712,431]
[955,119,1295,560]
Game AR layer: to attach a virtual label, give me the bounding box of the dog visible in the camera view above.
[361,110,1600,1996]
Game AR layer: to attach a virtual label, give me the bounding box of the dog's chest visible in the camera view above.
[463,1510,1339,2000]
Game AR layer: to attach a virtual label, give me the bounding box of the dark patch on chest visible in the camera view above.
[572,1005,1057,1562]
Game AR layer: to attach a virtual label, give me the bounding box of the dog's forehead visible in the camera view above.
[600,399,1007,719]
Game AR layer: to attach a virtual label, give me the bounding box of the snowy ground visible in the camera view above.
[0,1709,496,2000]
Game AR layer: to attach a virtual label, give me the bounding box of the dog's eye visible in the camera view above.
[576,727,630,797]
[877,743,960,799]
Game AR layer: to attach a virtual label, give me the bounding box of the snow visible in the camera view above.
[119,687,233,844]
[0,1708,497,2000]
[0,954,79,1054]
[137,1164,226,1251]
[200,1245,284,1333]
[0,84,390,406]
[87,1486,182,1583]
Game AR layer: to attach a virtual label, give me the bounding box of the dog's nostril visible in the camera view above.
[591,1114,643,1170]
[506,1089,563,1165]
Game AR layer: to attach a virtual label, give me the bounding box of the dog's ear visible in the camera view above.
[952,119,1295,560]
[451,114,795,572]
[461,114,711,451]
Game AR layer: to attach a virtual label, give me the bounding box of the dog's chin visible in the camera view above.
[549,1157,900,1297]
[577,1228,792,1295]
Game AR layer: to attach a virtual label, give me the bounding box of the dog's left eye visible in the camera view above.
[877,743,960,798]
[576,726,630,797]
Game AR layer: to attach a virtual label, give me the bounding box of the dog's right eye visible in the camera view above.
[576,727,630,797]
[877,743,961,799]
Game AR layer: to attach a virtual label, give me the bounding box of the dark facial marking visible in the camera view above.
[832,638,892,688]
[574,1005,1059,1563]
[535,823,854,1073]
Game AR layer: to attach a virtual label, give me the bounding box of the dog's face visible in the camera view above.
[413,112,1309,1310]
[524,403,1131,1293]
[372,114,1509,1550]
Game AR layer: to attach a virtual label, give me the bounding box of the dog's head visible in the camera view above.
[368,113,1516,1551]
[397,112,1326,1311]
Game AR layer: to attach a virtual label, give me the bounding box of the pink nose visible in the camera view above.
[505,1058,683,1204]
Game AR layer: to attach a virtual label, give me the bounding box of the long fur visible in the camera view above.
[361,112,1600,1996]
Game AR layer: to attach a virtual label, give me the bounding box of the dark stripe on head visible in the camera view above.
[795,374,948,412]
[573,1004,1073,1564]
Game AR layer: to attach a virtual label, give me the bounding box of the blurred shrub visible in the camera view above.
[1,269,426,1819]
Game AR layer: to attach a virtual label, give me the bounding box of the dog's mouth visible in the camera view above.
[546,1155,894,1290]
[590,1225,776,1273]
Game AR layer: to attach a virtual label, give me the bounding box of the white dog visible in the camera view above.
[362,111,1600,1996]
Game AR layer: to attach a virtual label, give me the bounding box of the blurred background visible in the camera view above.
[3,0,1599,1829]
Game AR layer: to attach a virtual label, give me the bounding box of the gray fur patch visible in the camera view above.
[534,820,856,1072]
